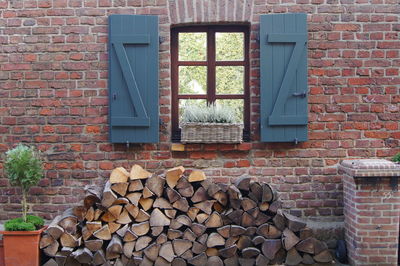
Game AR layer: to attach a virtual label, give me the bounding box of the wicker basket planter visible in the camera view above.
[181,122,243,143]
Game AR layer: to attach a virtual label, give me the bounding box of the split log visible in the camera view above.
[296,237,315,254]
[173,239,192,256]
[154,197,172,209]
[173,197,190,212]
[193,200,214,214]
[111,182,129,196]
[166,166,185,188]
[139,197,154,211]
[219,245,237,258]
[166,188,181,203]
[93,225,111,240]
[237,236,252,250]
[131,221,150,236]
[284,212,307,232]
[234,176,251,191]
[93,250,106,265]
[150,208,171,226]
[43,240,59,257]
[144,243,160,261]
[102,181,118,208]
[145,174,165,197]
[72,248,93,264]
[58,208,78,234]
[123,241,135,258]
[135,209,150,222]
[262,183,274,202]
[46,215,64,239]
[285,248,302,265]
[110,167,130,184]
[191,187,208,203]
[135,236,152,251]
[207,256,223,266]
[159,241,175,263]
[130,164,152,180]
[242,247,260,258]
[85,239,103,252]
[282,228,300,250]
[207,233,225,247]
[188,252,207,266]
[106,235,123,259]
[142,187,154,198]
[188,170,206,182]
[262,239,282,260]
[85,207,95,221]
[256,224,282,239]
[60,233,80,248]
[128,179,143,192]
[116,208,132,224]
[86,221,102,233]
[313,250,333,263]
[126,192,141,206]
[205,211,223,228]
[83,185,102,209]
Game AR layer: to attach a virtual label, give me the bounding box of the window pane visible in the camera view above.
[179,32,207,61]
[216,66,244,94]
[179,66,207,94]
[216,32,244,61]
[179,99,207,123]
[216,99,244,123]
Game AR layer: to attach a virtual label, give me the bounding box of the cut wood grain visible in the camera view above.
[130,164,152,180]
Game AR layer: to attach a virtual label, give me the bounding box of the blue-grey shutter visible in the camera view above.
[108,15,159,143]
[260,13,308,143]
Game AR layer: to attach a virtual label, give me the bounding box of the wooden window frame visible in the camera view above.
[171,25,250,142]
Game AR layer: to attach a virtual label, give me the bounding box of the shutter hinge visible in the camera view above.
[126,141,130,149]
[113,93,117,100]
[292,91,307,98]
[159,36,165,44]
[256,33,260,44]
[294,138,298,145]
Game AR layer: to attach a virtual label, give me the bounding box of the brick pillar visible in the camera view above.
[339,159,400,266]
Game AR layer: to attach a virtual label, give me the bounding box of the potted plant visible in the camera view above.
[0,144,45,266]
[393,152,400,163]
[180,104,243,143]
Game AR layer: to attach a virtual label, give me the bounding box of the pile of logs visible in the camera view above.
[40,165,333,265]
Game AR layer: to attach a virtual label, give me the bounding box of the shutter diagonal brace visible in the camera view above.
[267,33,307,126]
[111,35,150,127]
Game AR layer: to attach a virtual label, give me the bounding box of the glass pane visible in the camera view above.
[179,32,207,61]
[179,66,207,94]
[216,32,244,61]
[179,99,207,123]
[216,66,244,94]
[216,99,244,123]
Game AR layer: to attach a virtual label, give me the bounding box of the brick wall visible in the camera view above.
[340,159,400,265]
[0,0,399,221]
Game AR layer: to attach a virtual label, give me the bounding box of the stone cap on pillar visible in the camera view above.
[339,159,400,177]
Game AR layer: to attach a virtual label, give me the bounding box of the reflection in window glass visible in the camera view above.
[216,32,244,61]
[179,32,207,61]
[216,99,244,123]
[216,66,244,94]
[179,66,207,94]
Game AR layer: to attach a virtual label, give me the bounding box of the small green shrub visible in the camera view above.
[4,215,44,231]
[393,152,400,163]
[181,104,238,124]
[4,144,43,225]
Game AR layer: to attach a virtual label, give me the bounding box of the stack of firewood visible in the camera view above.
[40,165,333,265]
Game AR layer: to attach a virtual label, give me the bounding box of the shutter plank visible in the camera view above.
[260,13,308,143]
[109,15,159,143]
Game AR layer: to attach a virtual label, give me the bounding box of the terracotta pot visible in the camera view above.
[0,226,46,266]
[0,239,4,266]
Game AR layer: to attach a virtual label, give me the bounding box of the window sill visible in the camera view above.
[171,143,252,152]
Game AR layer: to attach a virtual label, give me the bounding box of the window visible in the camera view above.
[171,25,250,142]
